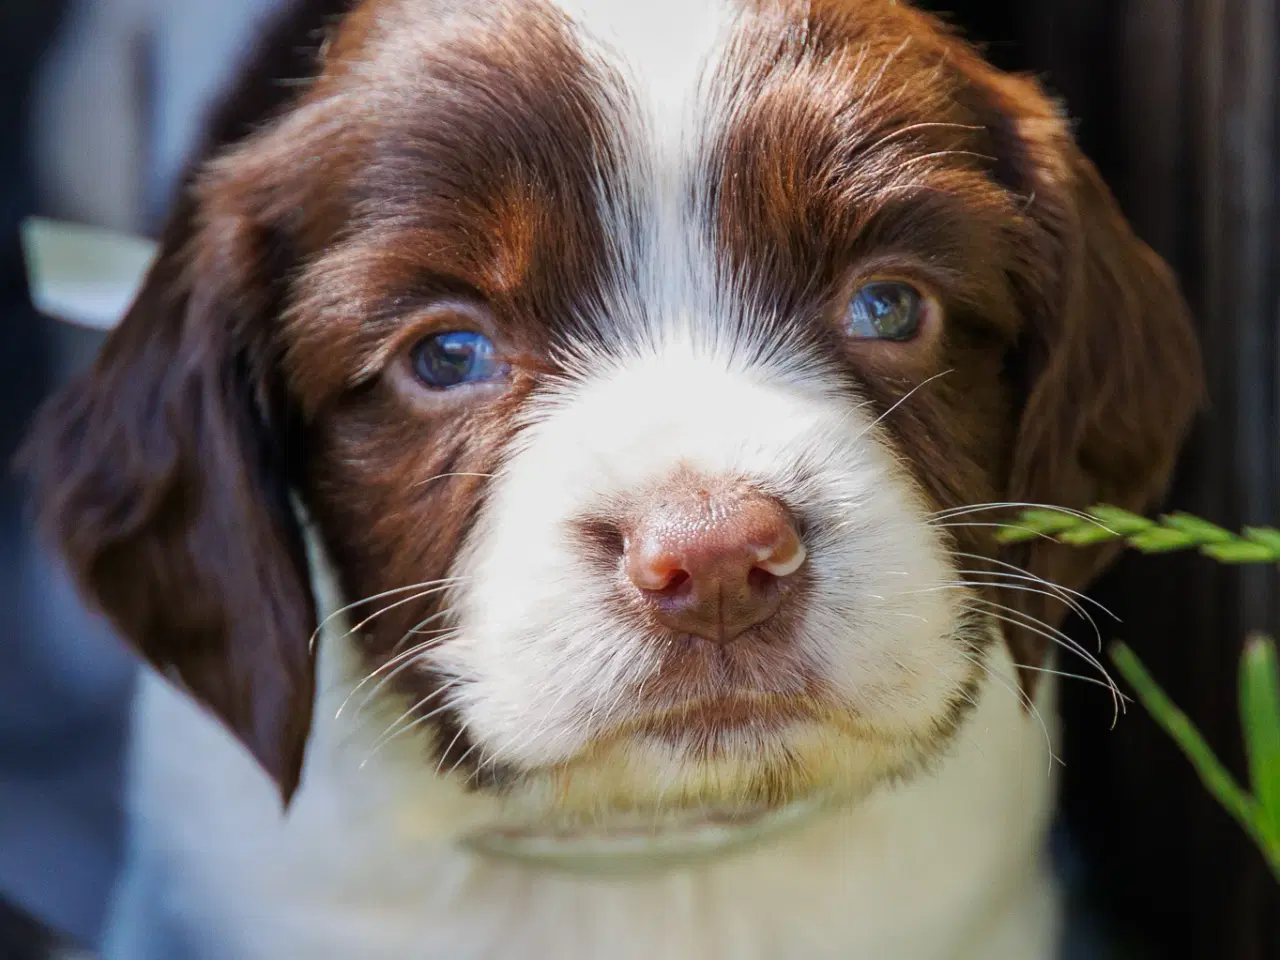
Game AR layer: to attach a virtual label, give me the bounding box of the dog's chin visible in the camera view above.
[459,711,959,875]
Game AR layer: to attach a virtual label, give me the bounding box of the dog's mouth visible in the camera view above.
[460,792,830,874]
[613,693,821,747]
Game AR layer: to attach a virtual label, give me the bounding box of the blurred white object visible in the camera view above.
[21,218,156,331]
[30,0,284,233]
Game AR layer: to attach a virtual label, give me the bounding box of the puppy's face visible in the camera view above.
[28,0,1202,830]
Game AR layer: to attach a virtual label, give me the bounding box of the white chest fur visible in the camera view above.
[102,630,1060,960]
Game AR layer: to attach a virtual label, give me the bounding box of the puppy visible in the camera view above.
[26,0,1202,957]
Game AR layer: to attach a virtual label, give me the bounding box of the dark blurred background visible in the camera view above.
[1,0,1276,957]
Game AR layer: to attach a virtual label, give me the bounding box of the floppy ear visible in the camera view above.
[968,67,1205,676]
[22,169,318,801]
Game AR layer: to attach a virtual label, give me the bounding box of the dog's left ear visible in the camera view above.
[21,134,321,801]
[955,55,1205,675]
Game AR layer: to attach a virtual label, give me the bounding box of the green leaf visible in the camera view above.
[1160,512,1236,544]
[995,506,1280,565]
[1058,524,1124,545]
[1087,505,1155,535]
[993,525,1044,544]
[1113,643,1280,884]
[1112,648,1266,838]
[1202,541,1280,564]
[994,508,1080,544]
[1127,527,1198,553]
[1016,509,1080,534]
[1244,527,1280,553]
[1240,634,1280,850]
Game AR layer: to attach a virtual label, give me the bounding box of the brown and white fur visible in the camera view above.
[24,0,1202,957]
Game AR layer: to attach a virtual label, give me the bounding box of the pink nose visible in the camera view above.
[624,485,806,643]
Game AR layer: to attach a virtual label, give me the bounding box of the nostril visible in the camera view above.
[655,569,692,598]
[635,564,693,598]
[625,543,687,593]
[746,566,777,596]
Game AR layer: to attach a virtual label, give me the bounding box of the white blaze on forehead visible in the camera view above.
[550,0,735,133]
[544,0,750,356]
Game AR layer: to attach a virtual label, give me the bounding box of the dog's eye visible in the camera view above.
[843,282,924,341]
[411,331,506,389]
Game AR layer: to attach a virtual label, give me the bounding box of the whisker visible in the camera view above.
[928,501,1111,530]
[307,578,468,653]
[941,570,1103,646]
[850,369,954,446]
[412,471,496,489]
[1005,660,1133,699]
[901,573,1098,640]
[342,583,457,640]
[386,609,455,658]
[359,679,467,769]
[931,579,1102,655]
[961,593,1112,687]
[911,653,1015,765]
[913,654,981,713]
[473,644,651,785]
[490,644,616,770]
[434,721,472,778]
[931,521,1057,541]
[961,598,1121,724]
[948,551,1118,619]
[336,628,460,719]
[406,609,453,635]
[491,644,637,775]
[446,737,485,781]
[956,648,1061,774]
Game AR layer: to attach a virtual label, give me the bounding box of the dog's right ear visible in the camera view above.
[21,145,321,802]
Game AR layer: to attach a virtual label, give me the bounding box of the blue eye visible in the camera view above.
[844,282,925,341]
[411,331,506,389]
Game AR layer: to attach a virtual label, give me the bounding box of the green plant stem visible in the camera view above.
[1240,634,1280,849]
[996,507,1280,564]
[1111,643,1280,884]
